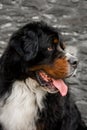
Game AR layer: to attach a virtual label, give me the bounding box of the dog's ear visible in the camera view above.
[10,31,38,61]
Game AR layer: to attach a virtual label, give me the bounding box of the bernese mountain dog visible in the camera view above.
[0,21,86,130]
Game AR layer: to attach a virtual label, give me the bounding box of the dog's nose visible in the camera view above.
[66,53,78,68]
[68,57,78,68]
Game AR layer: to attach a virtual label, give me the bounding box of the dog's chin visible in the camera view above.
[35,71,68,96]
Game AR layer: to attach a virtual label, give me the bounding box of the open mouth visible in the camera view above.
[36,71,68,96]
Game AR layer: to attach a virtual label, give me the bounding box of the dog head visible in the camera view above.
[4,22,78,96]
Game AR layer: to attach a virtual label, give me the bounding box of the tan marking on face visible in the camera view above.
[53,38,59,44]
[29,57,69,79]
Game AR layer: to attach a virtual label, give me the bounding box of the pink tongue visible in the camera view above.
[52,79,68,96]
[39,72,68,96]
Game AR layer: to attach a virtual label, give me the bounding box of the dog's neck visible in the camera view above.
[0,78,46,130]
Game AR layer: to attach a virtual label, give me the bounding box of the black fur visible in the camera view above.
[37,93,86,130]
[0,21,86,130]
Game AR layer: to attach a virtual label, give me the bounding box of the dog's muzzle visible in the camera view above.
[65,53,78,77]
[66,53,78,67]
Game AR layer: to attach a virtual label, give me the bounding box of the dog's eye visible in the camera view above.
[47,47,53,51]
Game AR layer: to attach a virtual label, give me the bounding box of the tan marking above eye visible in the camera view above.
[53,38,59,44]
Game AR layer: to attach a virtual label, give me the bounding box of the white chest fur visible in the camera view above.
[0,78,46,130]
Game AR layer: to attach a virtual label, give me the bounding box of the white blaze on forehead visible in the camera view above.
[65,52,77,60]
[65,46,78,57]
[65,45,78,61]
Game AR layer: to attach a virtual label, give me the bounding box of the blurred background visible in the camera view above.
[0,0,87,126]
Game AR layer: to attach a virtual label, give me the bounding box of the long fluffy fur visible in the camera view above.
[0,21,86,130]
[0,78,46,130]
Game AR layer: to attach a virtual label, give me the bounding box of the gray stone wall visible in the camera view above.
[0,0,87,125]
